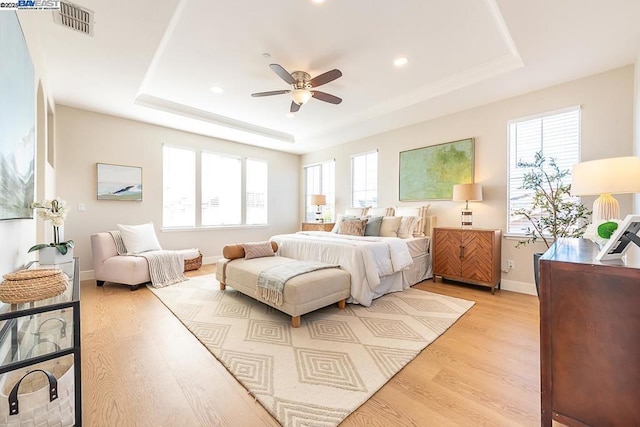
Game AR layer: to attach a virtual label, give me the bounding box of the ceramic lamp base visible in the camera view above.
[38,247,74,265]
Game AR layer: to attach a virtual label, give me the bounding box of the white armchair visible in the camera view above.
[90,232,150,290]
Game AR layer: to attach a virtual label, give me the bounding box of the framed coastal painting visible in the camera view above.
[97,163,143,201]
[0,12,35,220]
[399,138,474,200]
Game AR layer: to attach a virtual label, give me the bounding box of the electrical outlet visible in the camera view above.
[508,260,515,270]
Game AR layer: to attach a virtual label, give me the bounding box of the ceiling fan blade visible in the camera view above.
[312,91,342,104]
[251,90,290,97]
[309,69,342,87]
[270,63,295,85]
[290,101,301,113]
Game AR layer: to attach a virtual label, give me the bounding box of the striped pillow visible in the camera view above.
[242,241,275,259]
[338,219,367,236]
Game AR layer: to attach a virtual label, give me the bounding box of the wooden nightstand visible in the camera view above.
[301,222,335,232]
[432,227,502,294]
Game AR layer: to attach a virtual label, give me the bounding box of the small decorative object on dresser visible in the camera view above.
[433,227,502,294]
[301,222,335,232]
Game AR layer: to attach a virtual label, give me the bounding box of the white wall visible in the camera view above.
[302,66,636,294]
[54,106,301,275]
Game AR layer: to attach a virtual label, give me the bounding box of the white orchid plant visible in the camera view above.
[28,197,75,255]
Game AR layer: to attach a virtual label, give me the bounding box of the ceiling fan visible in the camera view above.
[251,63,342,113]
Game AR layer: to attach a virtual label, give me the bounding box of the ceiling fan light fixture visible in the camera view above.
[291,89,313,105]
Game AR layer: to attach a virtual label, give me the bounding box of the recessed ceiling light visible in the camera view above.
[312,0,325,4]
[210,86,223,94]
[394,57,408,67]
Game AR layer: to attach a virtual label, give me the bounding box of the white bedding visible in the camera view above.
[270,231,417,306]
[403,236,430,257]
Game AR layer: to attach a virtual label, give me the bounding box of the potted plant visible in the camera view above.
[512,152,591,294]
[29,197,75,264]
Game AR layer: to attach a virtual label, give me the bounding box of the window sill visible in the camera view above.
[161,224,269,232]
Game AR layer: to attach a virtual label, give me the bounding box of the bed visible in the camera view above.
[270,211,436,306]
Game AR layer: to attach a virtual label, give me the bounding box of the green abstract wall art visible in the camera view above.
[399,138,474,200]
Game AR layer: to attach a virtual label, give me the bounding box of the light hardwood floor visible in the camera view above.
[81,266,541,426]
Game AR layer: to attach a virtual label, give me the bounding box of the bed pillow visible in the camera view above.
[117,222,162,254]
[395,205,430,236]
[364,216,383,236]
[338,219,367,236]
[368,207,395,217]
[379,216,402,237]
[344,207,369,216]
[242,241,276,259]
[331,214,357,233]
[397,216,419,239]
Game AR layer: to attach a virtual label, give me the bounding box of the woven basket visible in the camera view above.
[0,269,67,304]
[184,253,202,271]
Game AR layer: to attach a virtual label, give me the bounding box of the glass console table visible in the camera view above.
[0,258,81,426]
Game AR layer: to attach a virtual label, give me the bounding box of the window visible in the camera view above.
[202,152,241,226]
[246,158,268,225]
[507,106,581,234]
[304,160,335,222]
[163,146,195,227]
[163,145,268,228]
[351,151,378,208]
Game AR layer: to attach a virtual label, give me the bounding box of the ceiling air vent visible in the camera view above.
[53,1,94,37]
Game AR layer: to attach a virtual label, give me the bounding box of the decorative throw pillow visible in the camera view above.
[338,219,367,236]
[397,216,418,239]
[379,216,402,237]
[364,216,383,236]
[242,241,276,259]
[331,214,357,233]
[117,222,162,254]
[395,205,430,236]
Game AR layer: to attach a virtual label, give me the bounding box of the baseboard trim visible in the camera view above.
[500,279,537,296]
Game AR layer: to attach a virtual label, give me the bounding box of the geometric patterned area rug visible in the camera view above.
[148,275,474,427]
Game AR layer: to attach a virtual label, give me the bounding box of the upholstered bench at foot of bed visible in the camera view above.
[216,256,351,328]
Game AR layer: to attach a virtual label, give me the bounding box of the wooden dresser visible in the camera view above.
[539,238,640,426]
[301,222,335,232]
[432,227,502,294]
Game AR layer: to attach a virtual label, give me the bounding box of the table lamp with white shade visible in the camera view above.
[452,183,483,228]
[310,194,326,222]
[571,156,640,222]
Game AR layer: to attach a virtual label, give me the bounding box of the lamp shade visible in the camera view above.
[452,183,483,202]
[571,156,640,195]
[310,194,326,206]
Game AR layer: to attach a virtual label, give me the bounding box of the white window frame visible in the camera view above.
[303,160,335,222]
[162,144,268,229]
[351,150,378,208]
[507,106,581,236]
[163,145,196,228]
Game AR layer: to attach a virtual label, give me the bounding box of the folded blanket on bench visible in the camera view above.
[256,260,339,306]
[108,230,187,288]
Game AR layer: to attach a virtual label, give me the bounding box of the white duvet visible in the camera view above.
[270,231,414,306]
